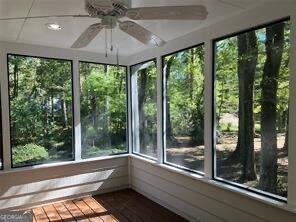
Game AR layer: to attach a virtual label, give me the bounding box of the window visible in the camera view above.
[80,62,128,158]
[214,19,290,199]
[163,45,205,173]
[8,54,74,168]
[131,60,157,159]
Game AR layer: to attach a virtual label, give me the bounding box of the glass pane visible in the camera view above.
[80,62,127,158]
[214,20,290,198]
[164,45,205,173]
[131,60,157,158]
[8,55,74,168]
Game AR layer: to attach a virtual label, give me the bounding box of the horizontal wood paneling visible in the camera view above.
[132,177,220,222]
[0,157,129,210]
[132,168,259,222]
[130,157,296,222]
[1,166,127,198]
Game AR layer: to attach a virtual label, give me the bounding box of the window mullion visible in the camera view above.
[288,14,296,208]
[157,56,164,164]
[131,68,140,153]
[73,59,81,161]
[127,66,132,154]
[0,46,11,170]
[204,40,214,179]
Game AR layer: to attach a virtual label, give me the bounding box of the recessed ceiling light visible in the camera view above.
[46,23,62,31]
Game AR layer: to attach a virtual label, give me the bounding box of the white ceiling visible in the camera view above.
[0,0,270,56]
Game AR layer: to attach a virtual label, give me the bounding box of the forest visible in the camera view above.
[8,55,74,167]
[8,56,127,167]
[80,62,127,158]
[215,20,290,197]
[164,46,205,171]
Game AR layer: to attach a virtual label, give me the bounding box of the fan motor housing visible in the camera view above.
[85,0,131,18]
[101,16,117,29]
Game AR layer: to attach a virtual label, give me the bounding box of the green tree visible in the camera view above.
[259,23,285,193]
[234,31,258,182]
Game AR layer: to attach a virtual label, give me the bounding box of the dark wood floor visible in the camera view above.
[31,189,188,222]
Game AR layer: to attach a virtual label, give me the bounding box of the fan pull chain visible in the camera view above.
[110,28,114,52]
[116,47,119,69]
[105,29,108,58]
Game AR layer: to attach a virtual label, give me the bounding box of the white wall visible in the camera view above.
[130,156,296,222]
[0,156,129,210]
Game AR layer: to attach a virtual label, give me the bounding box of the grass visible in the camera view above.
[82,144,127,159]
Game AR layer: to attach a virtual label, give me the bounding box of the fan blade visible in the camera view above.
[119,21,165,47]
[86,0,114,11]
[71,23,103,48]
[126,5,208,20]
[0,14,90,21]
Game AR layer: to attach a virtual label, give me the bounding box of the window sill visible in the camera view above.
[129,154,296,214]
[0,153,129,175]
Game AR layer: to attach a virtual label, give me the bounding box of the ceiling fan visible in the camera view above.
[0,0,208,49]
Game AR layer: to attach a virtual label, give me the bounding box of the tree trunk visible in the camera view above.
[103,64,111,147]
[217,81,225,128]
[239,31,258,181]
[51,94,54,122]
[63,93,68,127]
[13,64,19,98]
[259,23,285,193]
[230,31,258,182]
[165,56,175,145]
[59,97,67,128]
[189,48,195,100]
[91,95,97,147]
[138,69,148,153]
[283,108,289,153]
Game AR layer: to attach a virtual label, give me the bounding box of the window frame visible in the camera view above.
[79,60,129,158]
[212,17,291,202]
[0,92,2,170]
[161,43,206,176]
[7,53,76,169]
[130,58,158,161]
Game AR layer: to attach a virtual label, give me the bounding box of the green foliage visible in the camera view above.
[215,21,290,197]
[12,144,49,166]
[9,56,128,164]
[164,46,205,145]
[80,63,127,157]
[82,145,126,159]
[8,55,73,166]
[216,23,290,135]
[220,123,238,132]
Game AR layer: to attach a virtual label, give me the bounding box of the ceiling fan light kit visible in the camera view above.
[46,23,62,31]
[1,0,208,50]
